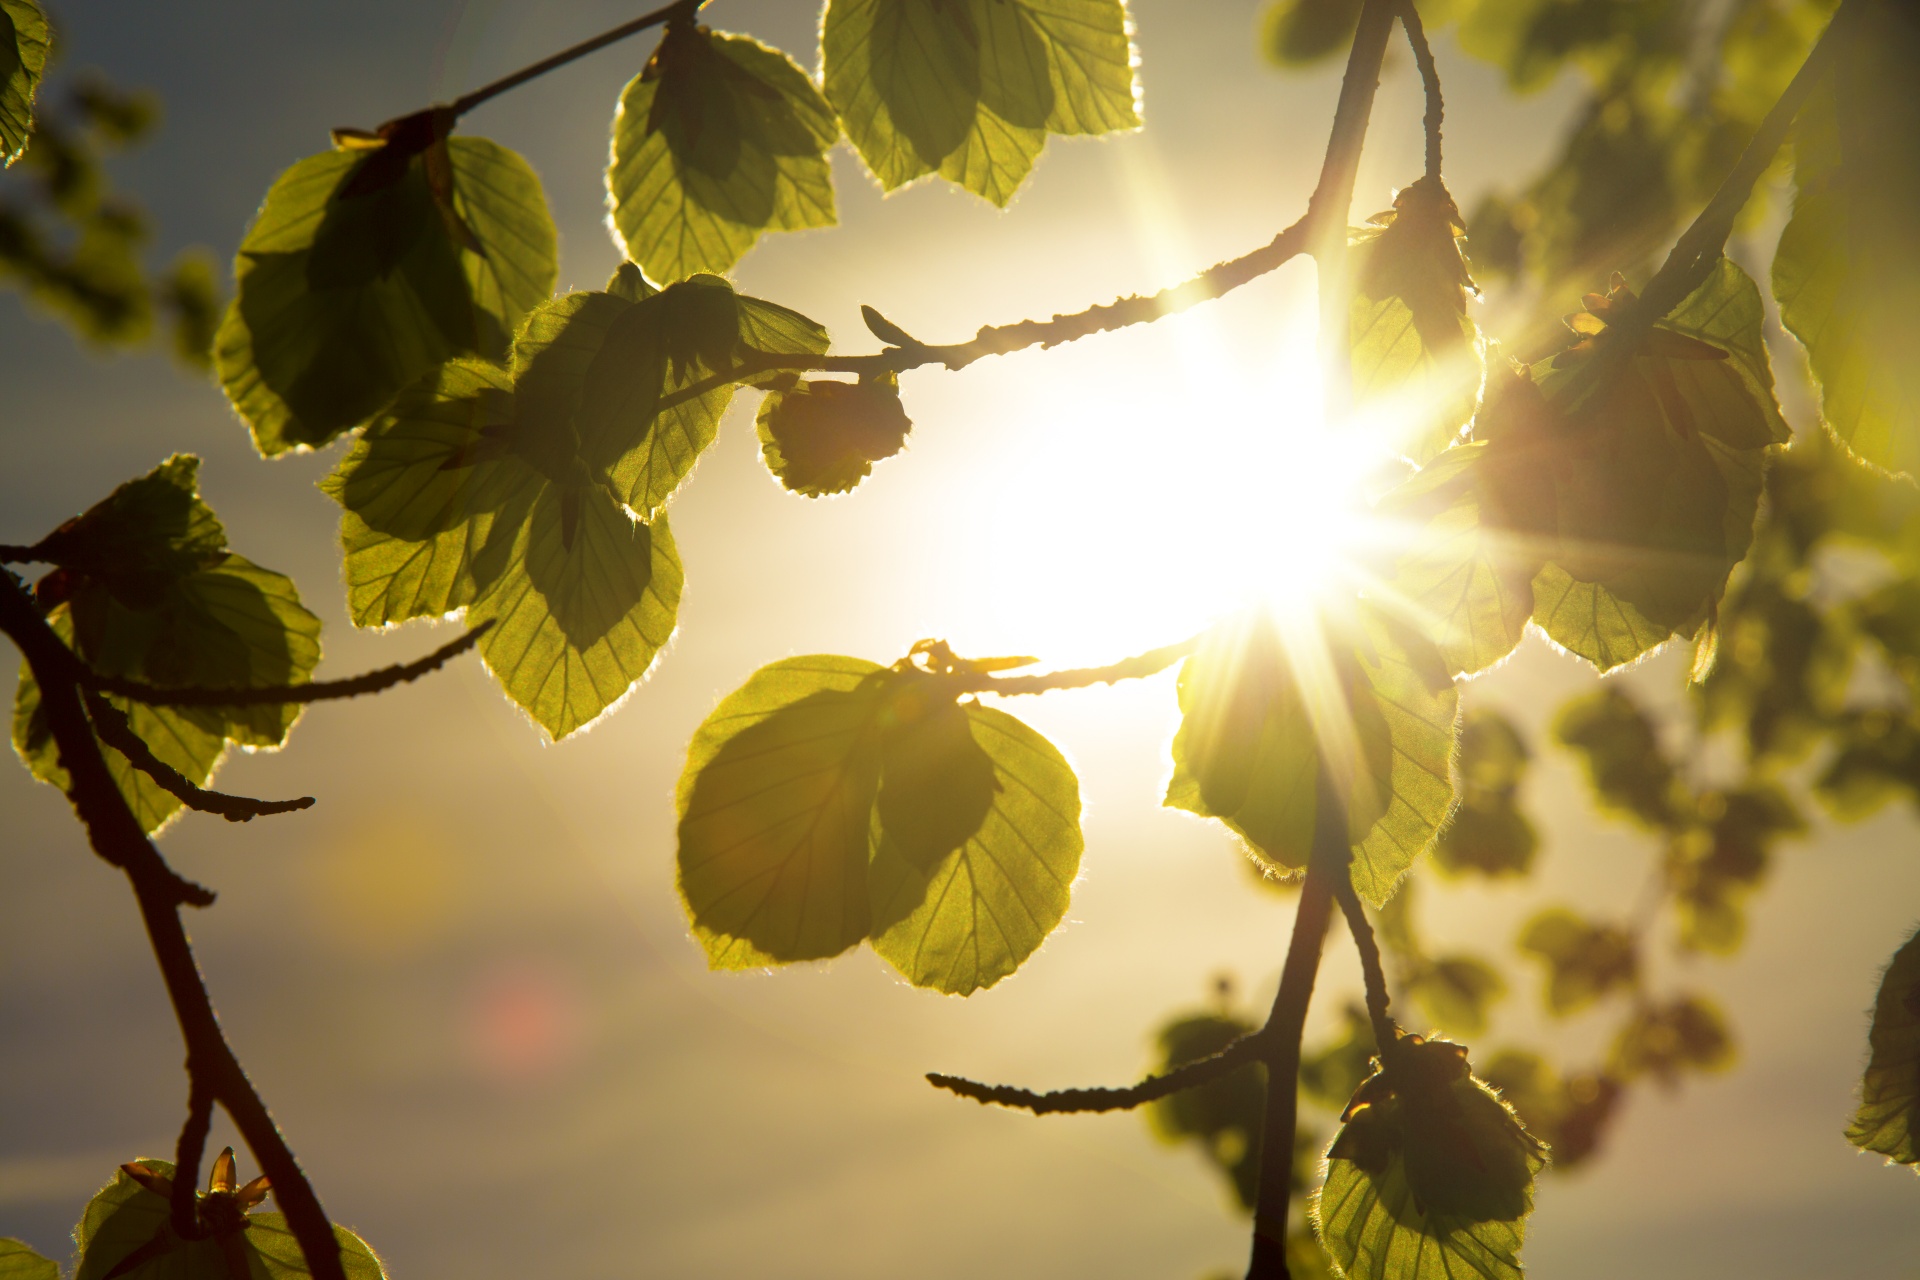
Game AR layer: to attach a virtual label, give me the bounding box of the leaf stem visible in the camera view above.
[172,1083,214,1239]
[1333,873,1398,1055]
[78,623,490,707]
[1399,0,1444,183]
[448,0,699,119]
[83,692,316,821]
[0,574,347,1280]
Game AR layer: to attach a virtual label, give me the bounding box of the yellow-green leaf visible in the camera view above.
[0,0,49,166]
[1848,926,1920,1167]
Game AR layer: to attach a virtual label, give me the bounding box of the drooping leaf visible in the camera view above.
[1349,177,1483,465]
[607,22,839,282]
[1314,1036,1547,1280]
[321,361,683,741]
[0,0,50,166]
[1772,2,1920,478]
[0,1239,56,1280]
[217,132,558,455]
[73,1159,385,1280]
[1608,995,1734,1082]
[1552,686,1680,827]
[1431,707,1537,877]
[1847,927,1920,1168]
[12,458,320,832]
[1166,605,1457,905]
[868,703,1082,993]
[1516,908,1637,1016]
[757,374,912,496]
[676,658,1082,988]
[821,0,1138,208]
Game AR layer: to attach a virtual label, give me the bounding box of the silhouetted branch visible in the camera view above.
[83,692,315,822]
[172,1083,214,1239]
[1334,873,1398,1054]
[928,1034,1266,1116]
[83,624,490,707]
[1400,0,1444,182]
[956,636,1202,697]
[0,572,345,1280]
[0,543,39,563]
[449,0,697,118]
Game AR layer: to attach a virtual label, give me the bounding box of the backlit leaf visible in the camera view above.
[757,374,912,496]
[1847,927,1920,1167]
[607,23,839,282]
[868,703,1082,993]
[1772,3,1920,477]
[1517,908,1637,1015]
[0,1239,56,1280]
[74,1159,385,1280]
[217,134,558,456]
[1314,1037,1546,1280]
[1,0,49,166]
[821,0,1138,208]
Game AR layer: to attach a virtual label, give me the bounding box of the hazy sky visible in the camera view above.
[2,3,1916,1278]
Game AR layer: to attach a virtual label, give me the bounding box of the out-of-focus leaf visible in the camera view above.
[1517,908,1637,1016]
[1553,685,1680,827]
[1350,177,1482,464]
[1433,707,1537,877]
[1165,604,1457,905]
[1478,1049,1622,1172]
[1847,927,1920,1167]
[0,0,50,166]
[1146,996,1266,1211]
[1815,713,1920,822]
[1301,1001,1380,1113]
[1609,995,1734,1083]
[1313,1036,1547,1280]
[1773,2,1920,478]
[821,0,1138,208]
[73,1158,386,1280]
[606,23,839,283]
[757,374,912,496]
[1667,784,1800,954]
[217,133,558,455]
[1260,0,1362,66]
[1407,955,1506,1038]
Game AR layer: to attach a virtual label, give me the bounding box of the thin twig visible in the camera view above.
[953,636,1201,697]
[172,1084,214,1239]
[84,693,316,822]
[1624,0,1858,331]
[928,1033,1265,1115]
[1333,874,1397,1055]
[0,574,346,1280]
[0,543,38,563]
[449,0,697,118]
[82,624,490,708]
[1399,0,1444,182]
[1247,771,1345,1280]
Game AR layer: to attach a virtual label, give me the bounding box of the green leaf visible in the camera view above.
[1350,178,1483,465]
[868,703,1083,993]
[1517,908,1638,1016]
[1552,686,1680,827]
[1608,995,1734,1083]
[607,24,839,283]
[1772,4,1920,477]
[321,361,683,741]
[1260,0,1362,66]
[1407,955,1506,1038]
[757,375,913,496]
[1478,1050,1622,1172]
[12,458,321,832]
[821,0,1138,208]
[1669,784,1799,955]
[74,1159,385,1280]
[0,1239,57,1280]
[676,659,1082,987]
[1848,927,1920,1168]
[1378,441,1534,678]
[1166,605,1457,905]
[1431,707,1537,878]
[1314,1037,1547,1280]
[0,0,49,166]
[217,134,558,456]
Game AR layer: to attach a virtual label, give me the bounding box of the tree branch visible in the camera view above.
[1627,0,1859,329]
[449,0,698,118]
[172,1083,214,1239]
[0,543,39,563]
[0,574,346,1280]
[83,692,316,822]
[1399,0,1444,182]
[951,636,1200,697]
[1333,873,1398,1055]
[927,1033,1266,1116]
[80,624,489,708]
